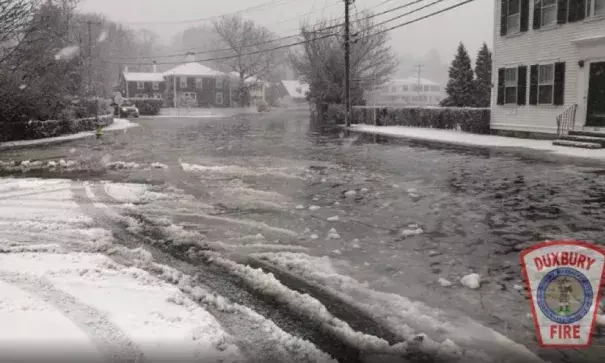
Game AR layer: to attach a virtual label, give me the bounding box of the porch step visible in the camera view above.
[552,139,603,149]
[558,135,605,147]
[568,130,605,138]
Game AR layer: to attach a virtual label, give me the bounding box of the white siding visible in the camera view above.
[492,0,605,134]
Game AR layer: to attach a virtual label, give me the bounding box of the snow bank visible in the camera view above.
[349,124,605,161]
[251,252,544,363]
[0,118,138,150]
[0,252,243,362]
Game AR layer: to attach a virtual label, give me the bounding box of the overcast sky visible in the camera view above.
[78,0,493,63]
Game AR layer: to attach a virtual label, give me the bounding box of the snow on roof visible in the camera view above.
[281,80,309,98]
[123,72,165,82]
[163,62,224,77]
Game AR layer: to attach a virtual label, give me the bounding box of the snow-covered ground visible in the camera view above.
[0,118,138,150]
[157,107,258,118]
[349,125,605,161]
[0,177,335,363]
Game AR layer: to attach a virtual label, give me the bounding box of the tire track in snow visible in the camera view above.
[75,180,426,363]
[72,181,346,363]
[0,272,145,363]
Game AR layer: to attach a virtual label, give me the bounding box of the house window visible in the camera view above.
[504,67,518,104]
[587,0,605,17]
[137,82,144,90]
[152,82,159,90]
[180,77,187,88]
[401,85,408,91]
[541,0,558,26]
[195,78,202,89]
[216,92,223,105]
[507,0,521,33]
[216,78,223,89]
[538,64,555,104]
[423,85,430,92]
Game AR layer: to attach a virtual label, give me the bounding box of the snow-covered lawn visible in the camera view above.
[0,118,138,150]
[349,125,605,161]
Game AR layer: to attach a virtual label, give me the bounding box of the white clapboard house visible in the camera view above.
[492,0,605,147]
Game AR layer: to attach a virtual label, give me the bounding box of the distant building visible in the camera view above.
[118,65,165,100]
[163,58,228,107]
[228,72,268,106]
[491,0,605,137]
[365,77,443,107]
[276,80,309,105]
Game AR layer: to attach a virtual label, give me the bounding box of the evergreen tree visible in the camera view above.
[473,43,492,107]
[440,42,475,107]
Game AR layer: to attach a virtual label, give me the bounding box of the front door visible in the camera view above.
[586,61,605,127]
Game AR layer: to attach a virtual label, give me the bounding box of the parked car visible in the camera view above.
[113,100,139,118]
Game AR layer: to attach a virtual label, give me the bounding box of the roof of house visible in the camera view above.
[388,77,439,86]
[163,62,224,77]
[281,80,309,98]
[123,72,165,82]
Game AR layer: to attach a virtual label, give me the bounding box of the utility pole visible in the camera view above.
[344,0,352,127]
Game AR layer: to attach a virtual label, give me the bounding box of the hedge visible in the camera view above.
[350,106,491,134]
[128,98,163,115]
[0,114,114,142]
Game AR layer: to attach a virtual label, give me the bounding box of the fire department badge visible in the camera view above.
[521,241,605,348]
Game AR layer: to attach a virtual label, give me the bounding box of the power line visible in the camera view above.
[354,0,448,35]
[103,0,475,66]
[108,0,431,61]
[363,0,475,38]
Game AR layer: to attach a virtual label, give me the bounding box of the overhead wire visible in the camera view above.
[108,0,432,61]
[104,0,476,65]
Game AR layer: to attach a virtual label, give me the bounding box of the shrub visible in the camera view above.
[0,114,114,142]
[256,100,269,112]
[350,106,490,134]
[129,98,163,115]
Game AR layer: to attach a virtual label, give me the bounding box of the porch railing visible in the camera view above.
[556,104,578,136]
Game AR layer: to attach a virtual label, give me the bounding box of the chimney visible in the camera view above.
[152,61,157,73]
[124,65,129,73]
[186,52,195,63]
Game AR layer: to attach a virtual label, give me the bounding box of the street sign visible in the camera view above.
[114,93,124,106]
[521,240,605,348]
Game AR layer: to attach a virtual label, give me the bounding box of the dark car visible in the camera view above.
[113,100,139,118]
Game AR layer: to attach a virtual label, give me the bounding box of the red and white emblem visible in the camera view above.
[521,240,605,348]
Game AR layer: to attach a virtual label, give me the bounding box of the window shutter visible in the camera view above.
[500,0,508,36]
[533,0,542,29]
[557,0,568,24]
[553,62,566,105]
[520,0,530,31]
[517,66,528,105]
[568,0,586,22]
[529,65,539,105]
[497,68,505,105]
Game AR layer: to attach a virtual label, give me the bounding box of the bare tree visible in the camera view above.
[0,0,36,65]
[290,12,398,120]
[212,15,281,106]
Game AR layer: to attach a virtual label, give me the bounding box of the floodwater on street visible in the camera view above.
[1,109,604,363]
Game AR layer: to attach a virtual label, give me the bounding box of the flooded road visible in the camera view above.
[1,109,604,362]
